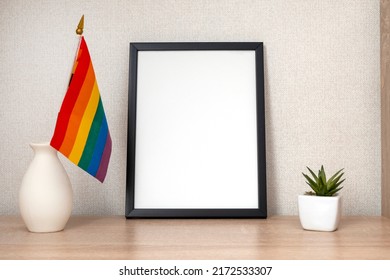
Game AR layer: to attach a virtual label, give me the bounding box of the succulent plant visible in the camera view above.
[302,165,345,196]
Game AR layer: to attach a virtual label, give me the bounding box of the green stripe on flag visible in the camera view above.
[78,98,104,170]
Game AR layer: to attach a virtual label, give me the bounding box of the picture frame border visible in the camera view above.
[126,42,266,218]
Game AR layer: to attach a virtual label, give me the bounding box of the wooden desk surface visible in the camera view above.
[0,216,389,260]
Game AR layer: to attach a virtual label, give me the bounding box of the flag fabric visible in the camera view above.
[51,36,111,182]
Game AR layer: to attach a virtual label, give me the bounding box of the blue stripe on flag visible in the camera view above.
[87,116,108,176]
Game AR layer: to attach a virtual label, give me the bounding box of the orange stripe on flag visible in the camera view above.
[59,62,95,156]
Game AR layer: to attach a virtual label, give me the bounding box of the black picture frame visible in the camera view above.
[126,42,266,218]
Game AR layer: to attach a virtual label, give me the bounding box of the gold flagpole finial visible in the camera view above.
[76,15,84,35]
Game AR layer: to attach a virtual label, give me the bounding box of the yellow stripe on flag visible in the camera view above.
[68,81,100,164]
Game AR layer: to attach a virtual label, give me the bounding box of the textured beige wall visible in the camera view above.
[382,0,390,217]
[0,0,380,215]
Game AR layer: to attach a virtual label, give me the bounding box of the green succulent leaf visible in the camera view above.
[327,168,344,185]
[333,178,345,189]
[306,182,319,194]
[331,173,344,185]
[326,187,343,196]
[327,173,340,190]
[302,173,318,188]
[320,165,327,186]
[307,167,320,185]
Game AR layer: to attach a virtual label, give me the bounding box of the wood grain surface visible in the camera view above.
[1,216,390,260]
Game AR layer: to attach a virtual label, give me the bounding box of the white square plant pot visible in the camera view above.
[298,195,341,232]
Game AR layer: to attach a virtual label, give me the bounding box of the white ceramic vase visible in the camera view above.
[20,142,73,233]
[298,195,341,232]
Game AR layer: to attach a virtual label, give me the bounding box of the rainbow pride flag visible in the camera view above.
[51,36,111,182]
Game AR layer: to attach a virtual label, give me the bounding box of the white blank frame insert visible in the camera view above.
[126,43,266,218]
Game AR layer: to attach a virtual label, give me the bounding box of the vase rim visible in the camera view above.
[30,141,50,146]
[29,142,51,147]
[298,194,341,199]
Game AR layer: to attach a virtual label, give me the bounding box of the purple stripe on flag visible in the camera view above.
[95,132,112,182]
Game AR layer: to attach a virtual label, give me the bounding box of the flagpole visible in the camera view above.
[66,15,84,84]
[74,14,84,58]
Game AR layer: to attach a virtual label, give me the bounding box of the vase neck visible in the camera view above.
[30,142,57,156]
